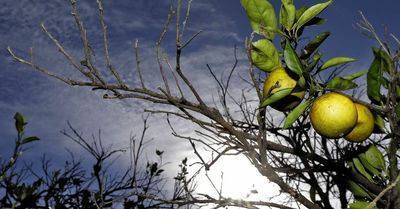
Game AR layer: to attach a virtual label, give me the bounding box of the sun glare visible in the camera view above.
[194,154,280,203]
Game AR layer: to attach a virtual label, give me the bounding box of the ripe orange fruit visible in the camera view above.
[310,92,358,139]
[262,67,305,111]
[344,103,374,142]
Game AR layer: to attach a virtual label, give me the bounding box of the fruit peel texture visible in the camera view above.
[310,92,358,139]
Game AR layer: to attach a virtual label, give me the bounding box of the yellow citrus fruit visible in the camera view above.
[344,103,374,142]
[310,92,358,139]
[262,67,305,111]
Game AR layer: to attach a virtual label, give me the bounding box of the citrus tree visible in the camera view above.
[7,0,400,208]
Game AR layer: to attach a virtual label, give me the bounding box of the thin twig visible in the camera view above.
[358,11,390,55]
[7,47,71,84]
[366,174,400,209]
[180,0,193,39]
[181,30,203,49]
[165,56,184,97]
[156,6,174,95]
[134,39,146,89]
[40,23,94,81]
[70,0,106,86]
[96,0,125,86]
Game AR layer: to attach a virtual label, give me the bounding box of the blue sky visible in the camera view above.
[1,0,400,205]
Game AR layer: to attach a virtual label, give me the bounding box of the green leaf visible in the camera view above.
[20,136,40,145]
[365,145,386,171]
[377,48,394,73]
[367,48,384,103]
[373,113,386,133]
[280,0,296,31]
[297,75,306,88]
[318,57,356,72]
[326,76,357,90]
[358,153,383,178]
[295,6,307,21]
[294,0,333,31]
[260,88,293,107]
[300,32,330,59]
[306,52,322,72]
[284,40,303,76]
[347,180,370,199]
[240,0,277,39]
[283,99,312,129]
[304,17,326,27]
[293,6,307,37]
[251,39,281,72]
[342,70,368,80]
[347,200,378,209]
[352,158,374,182]
[14,112,27,133]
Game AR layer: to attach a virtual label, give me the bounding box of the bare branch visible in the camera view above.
[7,46,75,85]
[357,11,390,55]
[96,0,125,86]
[40,23,94,81]
[70,0,106,86]
[134,39,146,89]
[366,174,400,209]
[156,6,174,95]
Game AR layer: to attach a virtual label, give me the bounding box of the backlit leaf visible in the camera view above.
[251,39,281,72]
[294,0,333,31]
[240,0,277,39]
[280,0,296,30]
[342,70,368,80]
[318,57,356,72]
[295,6,307,21]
